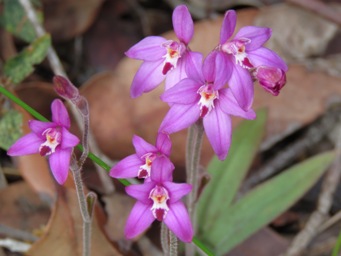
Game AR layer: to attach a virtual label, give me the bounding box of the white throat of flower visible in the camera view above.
[39,127,62,156]
[138,153,156,179]
[161,40,185,75]
[197,84,219,118]
[149,185,170,221]
[221,38,253,69]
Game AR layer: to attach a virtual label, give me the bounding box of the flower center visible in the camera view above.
[161,40,185,75]
[197,84,219,118]
[39,127,62,156]
[149,185,170,221]
[221,38,253,69]
[138,153,156,179]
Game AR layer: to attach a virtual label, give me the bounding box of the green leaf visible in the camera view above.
[196,108,267,234]
[205,151,335,255]
[4,34,51,84]
[0,109,23,151]
[1,0,42,43]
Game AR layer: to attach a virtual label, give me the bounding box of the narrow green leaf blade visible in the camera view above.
[196,108,267,234]
[0,109,23,150]
[205,151,335,255]
[4,34,51,84]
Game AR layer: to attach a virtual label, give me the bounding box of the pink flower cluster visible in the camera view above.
[111,4,287,243]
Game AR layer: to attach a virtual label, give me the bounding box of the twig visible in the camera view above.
[242,104,341,192]
[282,125,341,256]
[286,0,341,27]
[318,210,341,233]
[18,0,66,77]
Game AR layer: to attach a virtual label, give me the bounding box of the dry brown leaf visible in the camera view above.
[27,186,122,256]
[0,181,50,232]
[42,0,104,42]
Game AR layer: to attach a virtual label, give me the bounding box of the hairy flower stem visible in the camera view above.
[161,223,169,253]
[161,223,178,256]
[71,161,92,256]
[186,121,204,256]
[169,230,178,256]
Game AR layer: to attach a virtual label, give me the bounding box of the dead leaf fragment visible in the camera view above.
[0,182,50,233]
[42,0,104,41]
[27,187,122,256]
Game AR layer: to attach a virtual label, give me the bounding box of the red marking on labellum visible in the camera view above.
[155,208,165,221]
[39,146,51,156]
[138,169,148,179]
[162,62,173,75]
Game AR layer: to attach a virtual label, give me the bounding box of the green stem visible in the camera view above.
[0,85,214,256]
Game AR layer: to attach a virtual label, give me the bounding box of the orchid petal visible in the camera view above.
[220,10,237,44]
[214,51,232,89]
[110,154,143,179]
[7,133,41,156]
[172,5,194,44]
[51,99,70,128]
[126,182,155,204]
[61,127,79,149]
[219,89,256,119]
[125,36,167,61]
[49,148,71,184]
[165,56,187,90]
[204,108,232,160]
[125,202,155,240]
[161,78,200,104]
[132,135,157,158]
[159,104,200,134]
[202,51,217,83]
[163,182,192,203]
[235,26,271,51]
[156,132,172,156]
[131,59,165,98]
[29,120,55,137]
[150,157,174,183]
[164,202,193,243]
[228,64,254,110]
[184,51,204,83]
[248,47,288,71]
[203,51,231,89]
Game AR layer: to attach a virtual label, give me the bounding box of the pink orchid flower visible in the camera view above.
[124,157,193,242]
[159,52,256,160]
[7,99,79,184]
[110,133,173,180]
[218,10,288,108]
[125,5,201,97]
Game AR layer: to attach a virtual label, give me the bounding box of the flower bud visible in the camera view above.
[53,75,79,100]
[254,66,286,96]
